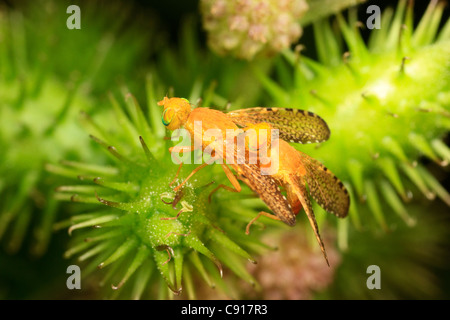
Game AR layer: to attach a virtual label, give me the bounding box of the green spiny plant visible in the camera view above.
[51,78,274,299]
[253,0,450,241]
[0,0,157,256]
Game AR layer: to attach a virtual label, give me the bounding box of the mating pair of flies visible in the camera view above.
[158,97,350,266]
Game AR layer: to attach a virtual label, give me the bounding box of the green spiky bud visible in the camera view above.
[254,0,450,237]
[52,78,271,299]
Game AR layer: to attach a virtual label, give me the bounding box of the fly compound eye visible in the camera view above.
[162,108,175,126]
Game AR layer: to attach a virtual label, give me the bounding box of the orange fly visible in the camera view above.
[158,96,296,226]
[158,97,348,265]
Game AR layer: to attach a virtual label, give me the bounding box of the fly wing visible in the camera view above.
[297,151,350,218]
[227,107,330,144]
[236,163,296,227]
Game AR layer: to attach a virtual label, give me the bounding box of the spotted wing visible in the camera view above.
[237,163,296,227]
[227,107,330,144]
[297,151,350,218]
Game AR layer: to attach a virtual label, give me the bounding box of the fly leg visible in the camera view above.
[168,144,201,187]
[245,211,281,235]
[173,163,209,192]
[208,164,242,202]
